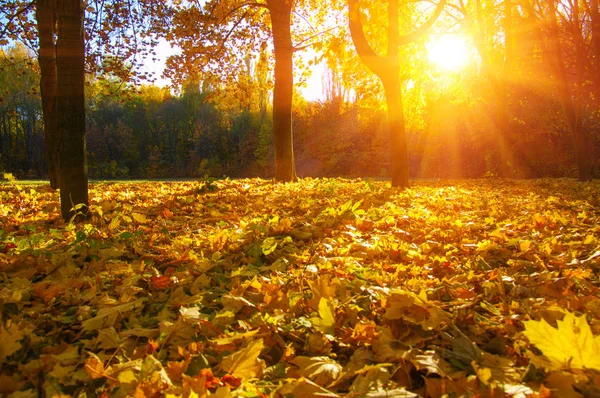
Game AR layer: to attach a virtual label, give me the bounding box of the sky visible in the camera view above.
[142,38,327,101]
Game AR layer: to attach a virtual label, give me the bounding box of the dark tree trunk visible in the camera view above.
[590,0,600,92]
[546,0,592,181]
[56,0,89,220]
[267,0,296,182]
[36,0,60,189]
[570,0,591,181]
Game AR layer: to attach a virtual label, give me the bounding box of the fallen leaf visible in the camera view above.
[218,339,265,380]
[311,297,336,335]
[523,311,600,370]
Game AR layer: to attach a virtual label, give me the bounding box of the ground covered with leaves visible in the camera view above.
[1,178,600,397]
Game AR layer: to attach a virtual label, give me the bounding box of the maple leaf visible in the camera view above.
[291,356,343,387]
[218,339,265,380]
[277,377,340,397]
[311,297,336,335]
[384,289,449,330]
[81,298,146,331]
[0,323,24,361]
[523,311,600,370]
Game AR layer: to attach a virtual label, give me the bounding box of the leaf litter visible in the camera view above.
[1,177,600,397]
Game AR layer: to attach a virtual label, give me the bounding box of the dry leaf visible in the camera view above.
[523,311,600,370]
[218,339,265,380]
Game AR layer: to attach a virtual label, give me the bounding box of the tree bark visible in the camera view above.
[56,0,89,220]
[267,0,296,182]
[546,0,591,181]
[570,0,591,181]
[35,0,60,189]
[590,0,600,86]
[348,0,444,187]
[382,75,409,187]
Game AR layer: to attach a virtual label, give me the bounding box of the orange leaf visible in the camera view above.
[221,374,242,388]
[151,275,171,290]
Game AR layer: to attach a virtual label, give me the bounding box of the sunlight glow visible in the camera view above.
[299,62,325,101]
[427,35,473,71]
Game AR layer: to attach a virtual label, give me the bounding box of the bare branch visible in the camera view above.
[0,0,35,40]
[292,10,317,34]
[217,1,270,26]
[292,26,339,52]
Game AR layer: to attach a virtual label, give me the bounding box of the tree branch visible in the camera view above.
[398,0,447,46]
[292,26,339,52]
[209,9,252,57]
[217,1,270,26]
[0,0,35,40]
[348,0,386,77]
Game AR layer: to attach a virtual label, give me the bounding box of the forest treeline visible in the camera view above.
[0,42,598,180]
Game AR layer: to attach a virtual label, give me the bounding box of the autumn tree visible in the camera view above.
[520,0,597,181]
[348,0,446,187]
[0,44,44,175]
[1,0,169,220]
[448,0,520,176]
[34,0,88,221]
[166,0,331,182]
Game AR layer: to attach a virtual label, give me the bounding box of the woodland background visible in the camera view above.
[1,36,599,181]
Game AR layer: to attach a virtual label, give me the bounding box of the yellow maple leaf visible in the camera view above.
[384,289,449,330]
[523,311,600,370]
[218,339,265,380]
[0,324,24,361]
[311,297,336,335]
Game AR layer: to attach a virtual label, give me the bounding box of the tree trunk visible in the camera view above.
[382,75,409,187]
[56,0,89,220]
[36,0,60,189]
[590,0,600,85]
[267,0,296,182]
[348,0,409,187]
[546,0,591,181]
[348,0,444,187]
[468,0,515,177]
[570,0,591,181]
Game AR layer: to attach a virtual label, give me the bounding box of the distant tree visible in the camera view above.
[0,44,43,175]
[521,0,597,181]
[348,0,445,187]
[166,0,330,182]
[450,0,520,176]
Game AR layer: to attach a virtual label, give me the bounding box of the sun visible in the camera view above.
[427,35,473,71]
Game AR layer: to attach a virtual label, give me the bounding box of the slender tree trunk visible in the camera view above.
[56,0,89,220]
[467,0,515,177]
[348,0,409,187]
[384,0,409,187]
[0,113,4,157]
[36,0,60,189]
[267,0,296,182]
[546,0,591,181]
[590,0,600,84]
[570,0,591,181]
